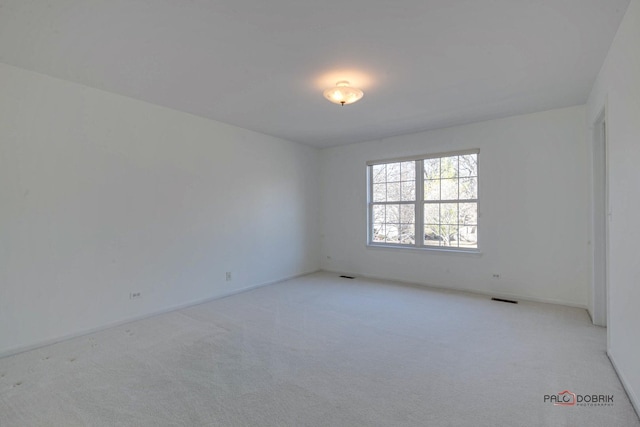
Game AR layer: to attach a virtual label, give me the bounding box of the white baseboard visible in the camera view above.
[321,269,589,310]
[607,350,640,421]
[0,270,318,360]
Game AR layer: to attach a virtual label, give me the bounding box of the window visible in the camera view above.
[368,150,479,250]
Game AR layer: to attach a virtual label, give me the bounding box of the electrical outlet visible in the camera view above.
[129,292,142,300]
[225,272,232,281]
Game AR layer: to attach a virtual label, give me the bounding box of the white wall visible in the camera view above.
[0,63,320,356]
[320,106,589,307]
[586,0,640,413]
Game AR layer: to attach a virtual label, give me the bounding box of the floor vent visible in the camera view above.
[339,275,356,279]
[491,297,518,304]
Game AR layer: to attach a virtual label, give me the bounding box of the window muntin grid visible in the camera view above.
[368,150,478,251]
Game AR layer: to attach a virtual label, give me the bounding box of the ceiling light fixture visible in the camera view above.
[323,81,364,106]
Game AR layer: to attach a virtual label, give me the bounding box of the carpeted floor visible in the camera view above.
[0,272,638,426]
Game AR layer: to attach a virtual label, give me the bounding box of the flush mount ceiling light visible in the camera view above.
[323,81,364,106]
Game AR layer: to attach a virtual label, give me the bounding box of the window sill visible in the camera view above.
[366,243,483,256]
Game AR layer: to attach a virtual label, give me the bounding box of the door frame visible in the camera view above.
[591,107,609,329]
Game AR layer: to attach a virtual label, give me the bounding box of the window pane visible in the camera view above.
[373,183,386,202]
[400,161,416,181]
[400,204,415,224]
[385,224,399,243]
[441,178,458,200]
[441,156,459,179]
[459,203,477,225]
[424,225,441,246]
[385,204,400,223]
[459,177,477,200]
[372,205,385,223]
[424,158,440,180]
[372,164,386,183]
[439,224,459,247]
[424,203,439,224]
[459,154,478,177]
[459,225,478,248]
[440,203,458,225]
[399,223,415,245]
[424,179,440,201]
[386,162,401,182]
[386,182,401,201]
[401,181,415,201]
[372,224,386,242]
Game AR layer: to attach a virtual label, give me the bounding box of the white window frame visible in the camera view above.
[367,149,480,252]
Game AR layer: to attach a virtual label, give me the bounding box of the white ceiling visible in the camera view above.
[0,0,630,148]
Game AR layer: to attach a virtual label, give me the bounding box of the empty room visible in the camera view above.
[1,0,639,426]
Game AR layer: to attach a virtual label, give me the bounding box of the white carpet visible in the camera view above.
[0,272,638,426]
